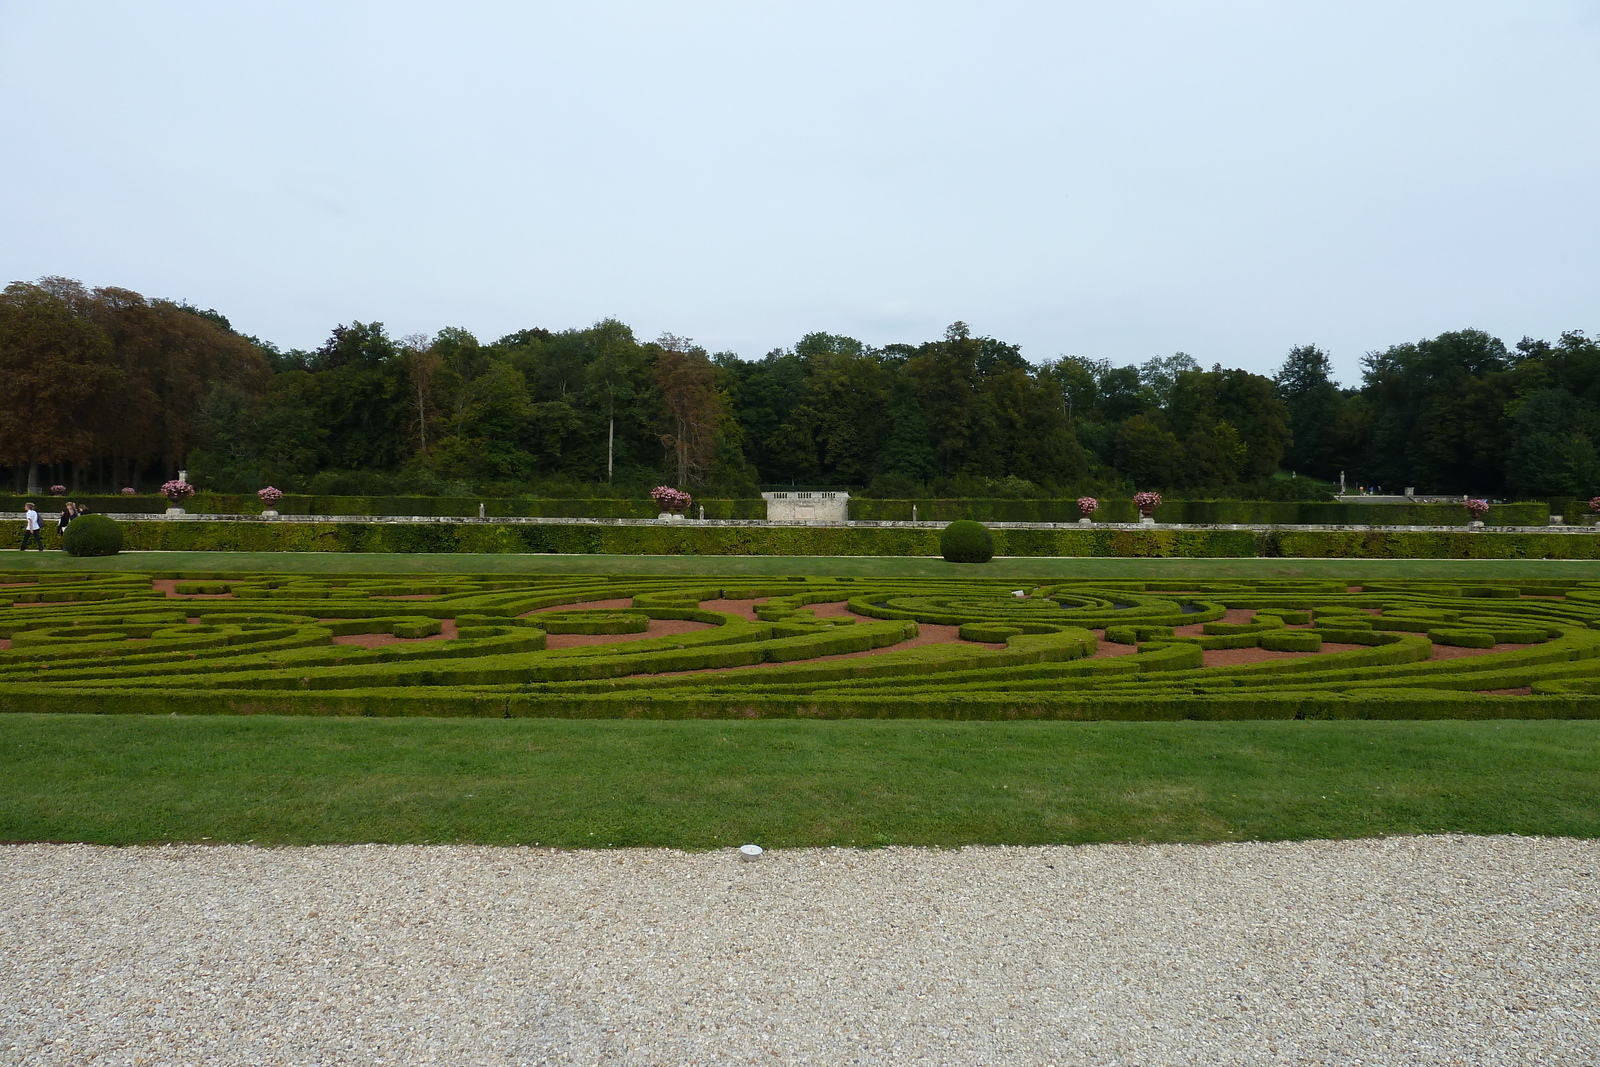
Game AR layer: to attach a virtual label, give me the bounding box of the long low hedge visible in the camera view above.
[852,498,1553,526]
[0,493,770,519]
[9,493,1561,527]
[93,520,1600,558]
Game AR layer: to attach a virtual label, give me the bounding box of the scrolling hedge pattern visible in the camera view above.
[1,572,1599,719]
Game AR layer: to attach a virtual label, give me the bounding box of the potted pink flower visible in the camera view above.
[160,479,195,516]
[1133,491,1162,523]
[120,487,137,495]
[1464,498,1490,527]
[1588,496,1600,527]
[650,485,692,521]
[258,486,284,518]
[48,484,66,495]
[1076,496,1099,524]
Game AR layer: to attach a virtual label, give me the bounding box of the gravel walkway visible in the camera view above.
[2,836,1596,1065]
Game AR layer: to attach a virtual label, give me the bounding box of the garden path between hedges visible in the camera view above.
[3,836,1595,1066]
[0,586,1537,666]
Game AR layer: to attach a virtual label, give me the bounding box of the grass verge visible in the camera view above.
[3,715,1595,847]
[3,550,1600,579]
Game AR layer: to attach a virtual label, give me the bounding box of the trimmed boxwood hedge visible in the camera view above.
[14,494,1551,525]
[1,571,1598,720]
[61,514,123,556]
[940,521,995,563]
[93,519,1600,558]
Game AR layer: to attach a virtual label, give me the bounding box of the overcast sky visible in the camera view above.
[2,1,1596,383]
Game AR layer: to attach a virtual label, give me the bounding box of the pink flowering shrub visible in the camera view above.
[257,486,284,505]
[120,487,136,495]
[1588,496,1600,514]
[48,485,66,495]
[1133,491,1163,515]
[1464,498,1490,521]
[1076,496,1099,517]
[160,479,196,504]
[650,486,692,511]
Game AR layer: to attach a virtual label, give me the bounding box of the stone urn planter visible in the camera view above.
[650,486,691,523]
[1133,491,1162,525]
[161,478,195,517]
[1464,498,1489,529]
[258,486,284,519]
[1076,496,1098,524]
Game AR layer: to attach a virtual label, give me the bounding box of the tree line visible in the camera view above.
[1,276,1595,499]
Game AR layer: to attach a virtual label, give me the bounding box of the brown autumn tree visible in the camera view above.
[652,334,721,487]
[0,281,120,491]
[87,285,270,484]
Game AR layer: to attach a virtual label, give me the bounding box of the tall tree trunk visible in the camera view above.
[25,460,40,495]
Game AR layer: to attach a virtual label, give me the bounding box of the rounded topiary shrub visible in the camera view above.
[940,520,994,563]
[61,514,124,557]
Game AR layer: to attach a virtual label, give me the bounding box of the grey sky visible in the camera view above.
[2,1,1596,383]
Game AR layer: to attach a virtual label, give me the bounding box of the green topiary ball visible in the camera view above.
[61,514,124,557]
[939,520,994,563]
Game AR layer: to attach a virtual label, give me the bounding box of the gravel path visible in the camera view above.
[2,836,1596,1065]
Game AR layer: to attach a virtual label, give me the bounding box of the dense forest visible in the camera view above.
[1,276,1596,500]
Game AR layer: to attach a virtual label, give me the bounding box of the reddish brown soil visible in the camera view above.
[522,597,635,617]
[11,601,85,607]
[1347,585,1363,593]
[1090,633,1139,657]
[1203,642,1366,668]
[0,638,10,650]
[151,579,235,599]
[641,621,1006,679]
[1430,642,1534,660]
[1475,687,1533,696]
[699,597,770,619]
[545,619,714,649]
[329,618,459,648]
[372,593,440,600]
[0,581,39,588]
[1169,608,1255,638]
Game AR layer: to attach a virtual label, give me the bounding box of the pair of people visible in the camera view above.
[19,501,88,550]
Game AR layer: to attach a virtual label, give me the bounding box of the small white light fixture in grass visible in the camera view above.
[739,844,763,861]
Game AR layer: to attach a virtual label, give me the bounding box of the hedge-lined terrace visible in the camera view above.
[3,494,1572,526]
[47,519,1600,558]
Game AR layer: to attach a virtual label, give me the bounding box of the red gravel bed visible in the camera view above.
[545,619,714,650]
[1475,687,1534,696]
[522,597,635,617]
[150,579,235,599]
[329,618,459,648]
[699,597,770,619]
[1203,642,1366,668]
[1430,642,1533,660]
[1089,633,1139,657]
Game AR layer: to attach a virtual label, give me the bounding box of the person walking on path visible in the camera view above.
[57,501,76,546]
[21,502,43,550]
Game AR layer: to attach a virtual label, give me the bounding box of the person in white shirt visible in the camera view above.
[21,503,42,551]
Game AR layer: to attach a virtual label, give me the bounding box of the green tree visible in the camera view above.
[1276,344,1339,477]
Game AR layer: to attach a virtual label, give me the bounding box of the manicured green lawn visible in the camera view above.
[3,549,1600,579]
[3,715,1595,847]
